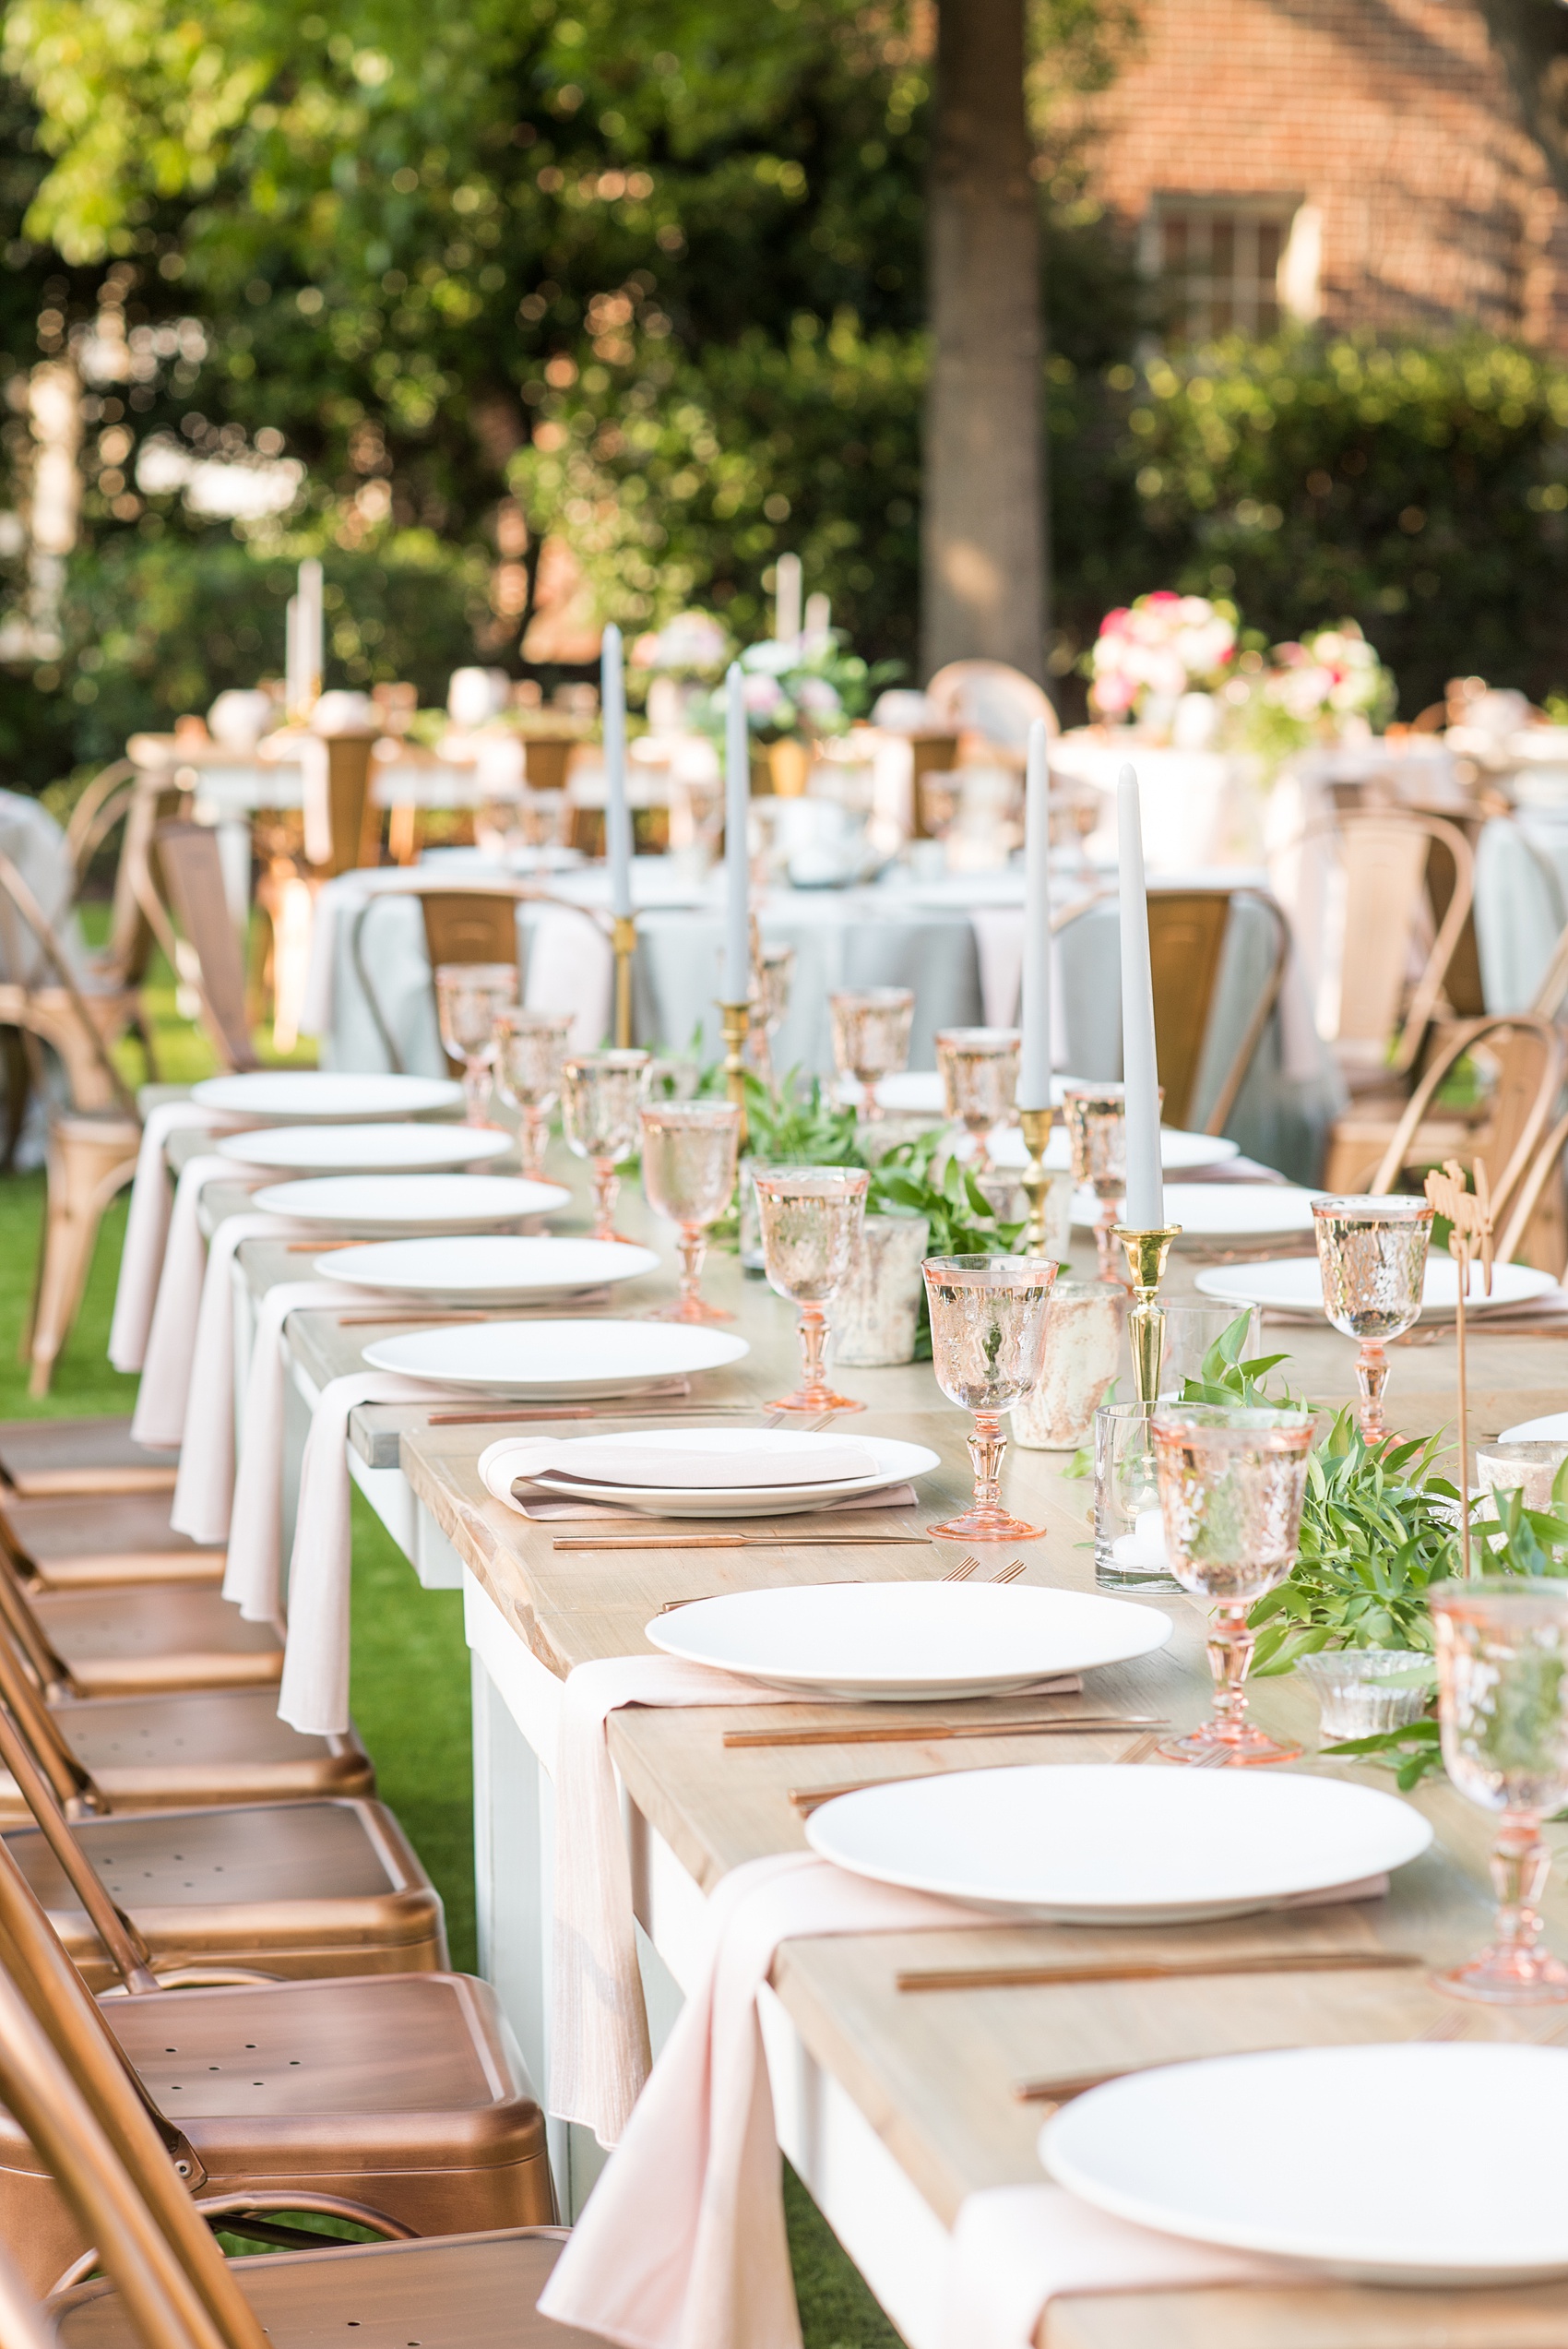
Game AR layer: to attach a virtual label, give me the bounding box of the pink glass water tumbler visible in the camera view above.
[922,1254,1057,1542]
[753,1166,870,1414]
[1152,1404,1315,1765]
[1431,1579,1568,2004]
[638,1100,742,1324]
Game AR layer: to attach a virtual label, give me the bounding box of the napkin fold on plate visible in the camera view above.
[169,1224,318,1542]
[539,1849,991,2349]
[275,1370,460,1735]
[514,1484,919,1522]
[940,2183,1277,2349]
[109,1104,256,1374]
[480,1434,881,1496]
[128,1156,276,1446]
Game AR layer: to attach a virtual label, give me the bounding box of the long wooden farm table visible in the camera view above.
[219,1140,1568,2346]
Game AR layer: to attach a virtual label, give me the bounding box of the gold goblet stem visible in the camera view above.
[612,913,636,1050]
[1114,1223,1180,1403]
[1017,1106,1055,1259]
[719,1000,751,1149]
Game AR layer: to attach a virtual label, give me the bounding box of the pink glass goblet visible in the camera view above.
[1152,1403,1315,1765]
[922,1254,1056,1542]
[828,987,914,1121]
[638,1100,742,1323]
[493,1008,574,1180]
[434,961,518,1127]
[561,1048,649,1244]
[753,1166,870,1414]
[1312,1196,1433,1441]
[1431,1579,1568,2004]
[1063,1083,1128,1284]
[935,1029,1020,1175]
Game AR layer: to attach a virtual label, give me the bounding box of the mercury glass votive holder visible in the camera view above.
[434,961,519,1127]
[1301,1649,1434,1742]
[1312,1195,1434,1441]
[638,1101,742,1323]
[754,1166,871,1413]
[561,1047,650,1244]
[935,1029,1021,1174]
[1476,1440,1568,1520]
[923,1254,1056,1542]
[1431,1579,1568,2003]
[828,987,915,1120]
[493,1008,574,1179]
[1152,1403,1315,1765]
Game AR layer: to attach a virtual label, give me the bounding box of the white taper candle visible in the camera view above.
[723,662,750,1004]
[774,553,802,644]
[1018,718,1052,1110]
[601,622,632,921]
[1117,763,1163,1227]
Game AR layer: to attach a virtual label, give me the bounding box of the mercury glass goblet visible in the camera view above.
[1312,1196,1434,1439]
[638,1101,742,1323]
[1431,1579,1568,2004]
[828,987,914,1120]
[754,1166,870,1413]
[1152,1403,1315,1765]
[922,1254,1057,1541]
[493,1008,574,1180]
[1063,1083,1128,1283]
[752,942,796,1089]
[434,961,518,1127]
[561,1048,650,1243]
[935,1030,1021,1176]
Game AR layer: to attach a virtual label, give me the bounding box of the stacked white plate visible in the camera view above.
[217,1124,514,1176]
[1197,1258,1559,1319]
[1075,1184,1323,1240]
[363,1320,747,1398]
[252,1173,569,1233]
[804,1763,1431,1918]
[651,1582,1171,1699]
[1043,2043,1568,2284]
[988,1127,1240,1175]
[193,1071,463,1122]
[320,1235,659,1305]
[479,1426,937,1521]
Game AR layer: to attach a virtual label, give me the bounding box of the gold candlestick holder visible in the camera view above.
[1113,1222,1181,1401]
[1017,1105,1057,1259]
[719,999,751,1147]
[612,913,636,1050]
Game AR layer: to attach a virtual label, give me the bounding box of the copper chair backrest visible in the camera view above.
[150,823,258,1073]
[109,772,189,990]
[0,857,137,1120]
[1145,890,1232,1132]
[1371,1014,1565,1241]
[1304,810,1476,1075]
[419,891,521,971]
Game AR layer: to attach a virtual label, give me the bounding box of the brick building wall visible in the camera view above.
[1075,0,1568,350]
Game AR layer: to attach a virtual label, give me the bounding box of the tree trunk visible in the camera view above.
[922,0,1047,684]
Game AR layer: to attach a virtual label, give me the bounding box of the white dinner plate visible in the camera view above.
[1196,1257,1558,1319]
[1074,1183,1322,1239]
[1502,1412,1568,1442]
[192,1071,463,1122]
[804,1763,1430,1918]
[986,1127,1240,1174]
[216,1123,514,1175]
[498,1428,939,1519]
[252,1173,569,1233]
[362,1319,748,1396]
[1042,2044,1568,2284]
[320,1234,659,1304]
[652,1585,1172,1701]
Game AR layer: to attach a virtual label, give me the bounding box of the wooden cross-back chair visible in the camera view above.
[0,1695,551,2296]
[0,1927,587,2349]
[1301,809,1476,1090]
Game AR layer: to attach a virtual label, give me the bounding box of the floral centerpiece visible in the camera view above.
[1087,591,1238,733]
[628,610,731,681]
[1241,620,1396,761]
[690,632,897,794]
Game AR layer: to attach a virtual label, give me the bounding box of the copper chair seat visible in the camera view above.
[1,1492,222,1592]
[6,1798,446,1989]
[0,1419,177,1501]
[7,1687,374,1818]
[54,2227,596,2349]
[26,1587,281,1696]
[0,1976,550,2295]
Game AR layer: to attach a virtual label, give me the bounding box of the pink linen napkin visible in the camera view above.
[169,1223,317,1541]
[109,1103,255,1373]
[538,1849,990,2349]
[940,2182,1277,2349]
[276,1370,458,1735]
[128,1157,275,1446]
[220,1281,362,1625]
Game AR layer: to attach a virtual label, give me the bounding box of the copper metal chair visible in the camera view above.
[0,1423,177,1506]
[145,824,258,1076]
[0,1547,279,1699]
[0,1494,221,1593]
[0,1707,549,2292]
[1301,809,1476,1096]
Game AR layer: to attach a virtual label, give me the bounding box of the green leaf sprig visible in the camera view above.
[865,1129,1022,1359]
[739,1067,862,1168]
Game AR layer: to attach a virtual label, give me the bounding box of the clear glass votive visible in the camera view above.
[1312,1196,1434,1440]
[638,1100,742,1323]
[828,987,914,1120]
[434,961,519,1127]
[754,1165,871,1413]
[493,1008,574,1180]
[1093,1399,1181,1592]
[1301,1649,1434,1741]
[561,1047,650,1244]
[1153,1403,1316,1765]
[935,1029,1021,1174]
[1431,1579,1568,2003]
[923,1254,1056,1542]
